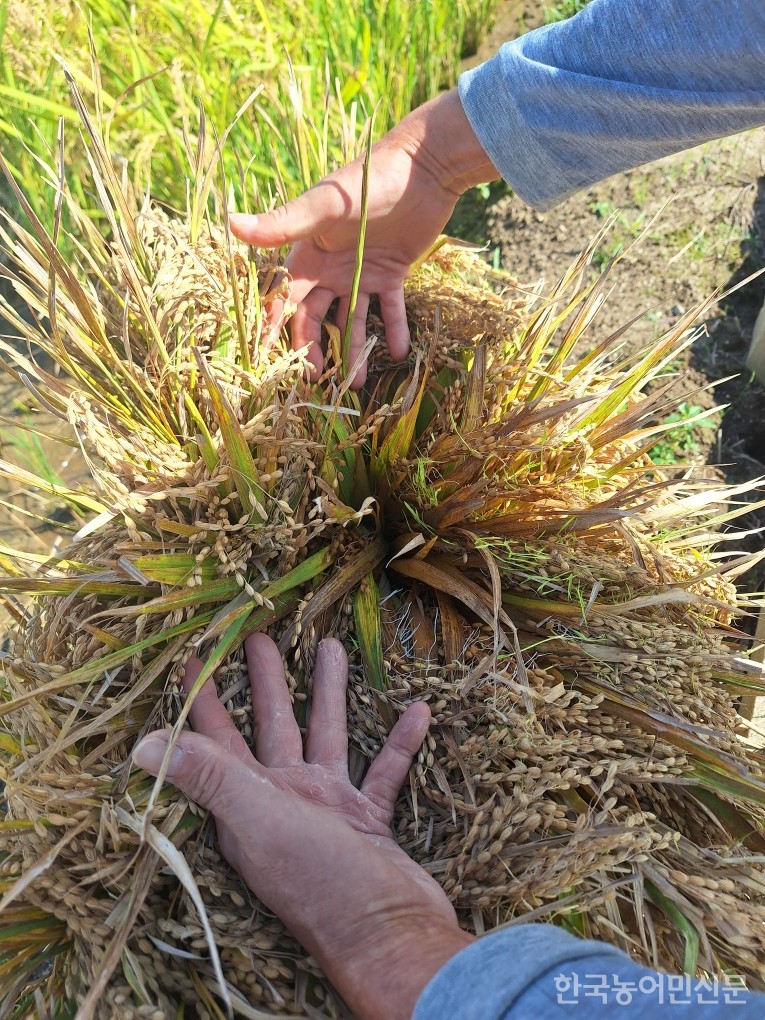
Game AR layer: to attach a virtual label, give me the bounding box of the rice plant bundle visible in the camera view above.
[1,85,765,1019]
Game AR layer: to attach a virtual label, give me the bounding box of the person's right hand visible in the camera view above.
[230,89,498,388]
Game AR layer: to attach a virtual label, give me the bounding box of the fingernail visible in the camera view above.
[318,637,344,665]
[133,732,184,777]
[318,636,346,669]
[229,212,256,227]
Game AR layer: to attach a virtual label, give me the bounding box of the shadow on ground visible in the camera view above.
[693,175,765,597]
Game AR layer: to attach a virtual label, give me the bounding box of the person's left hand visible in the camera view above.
[133,634,471,1020]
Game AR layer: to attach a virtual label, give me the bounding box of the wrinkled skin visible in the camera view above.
[229,89,498,388]
[134,635,472,1019]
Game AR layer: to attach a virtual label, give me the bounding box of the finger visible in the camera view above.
[246,633,303,767]
[336,292,370,389]
[378,289,410,362]
[304,639,349,768]
[134,729,266,821]
[360,702,431,819]
[262,291,286,337]
[289,287,335,379]
[181,657,253,763]
[229,179,348,248]
[262,269,313,338]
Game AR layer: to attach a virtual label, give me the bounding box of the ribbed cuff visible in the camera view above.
[458,41,571,211]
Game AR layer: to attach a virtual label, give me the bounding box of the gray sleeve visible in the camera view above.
[457,0,765,209]
[412,924,764,1019]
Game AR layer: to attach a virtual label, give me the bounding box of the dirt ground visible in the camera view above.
[453,0,765,601]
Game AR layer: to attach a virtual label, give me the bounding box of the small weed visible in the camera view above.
[589,201,646,269]
[630,173,650,207]
[589,200,616,220]
[589,200,646,236]
[649,402,718,465]
[655,224,709,260]
[592,239,624,271]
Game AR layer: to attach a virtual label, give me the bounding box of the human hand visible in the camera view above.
[230,89,498,389]
[133,634,472,1020]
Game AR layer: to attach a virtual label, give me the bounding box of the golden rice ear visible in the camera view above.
[2,55,765,1020]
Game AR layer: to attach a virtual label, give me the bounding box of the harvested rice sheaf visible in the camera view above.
[1,87,765,1019]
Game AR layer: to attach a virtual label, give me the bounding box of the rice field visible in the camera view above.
[0,0,495,226]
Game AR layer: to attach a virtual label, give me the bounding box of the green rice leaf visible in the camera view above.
[342,113,374,374]
[353,572,386,692]
[194,349,265,521]
[645,880,700,974]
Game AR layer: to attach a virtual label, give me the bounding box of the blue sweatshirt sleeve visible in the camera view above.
[412,924,765,1019]
[457,0,765,209]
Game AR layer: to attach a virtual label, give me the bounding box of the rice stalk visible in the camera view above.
[0,75,764,1018]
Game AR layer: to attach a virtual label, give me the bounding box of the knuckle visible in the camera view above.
[178,747,231,812]
[387,732,415,760]
[365,775,399,815]
[261,203,292,245]
[270,202,290,224]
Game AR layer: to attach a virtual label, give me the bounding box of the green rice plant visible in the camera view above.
[0,0,497,232]
[1,70,765,1018]
[0,412,67,490]
[648,401,718,465]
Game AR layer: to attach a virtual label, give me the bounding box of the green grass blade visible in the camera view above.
[194,348,265,521]
[645,880,700,974]
[353,572,386,692]
[342,113,374,373]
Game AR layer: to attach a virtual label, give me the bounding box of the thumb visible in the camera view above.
[229,179,349,247]
[133,730,252,818]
